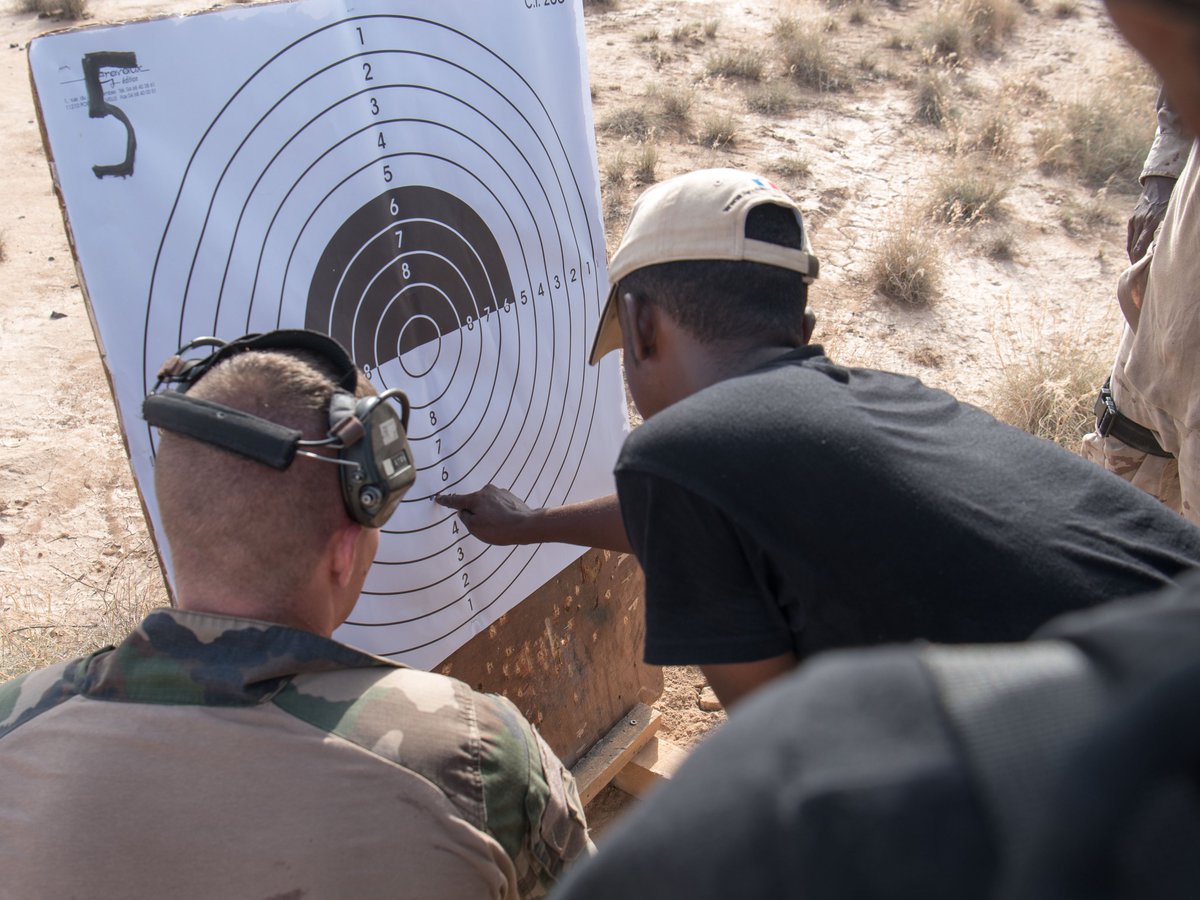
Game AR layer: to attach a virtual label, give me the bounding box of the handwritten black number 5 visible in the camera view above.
[82,51,138,179]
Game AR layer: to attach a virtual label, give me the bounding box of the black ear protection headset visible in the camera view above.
[142,329,416,528]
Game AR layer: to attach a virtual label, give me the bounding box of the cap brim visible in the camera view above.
[588,284,622,366]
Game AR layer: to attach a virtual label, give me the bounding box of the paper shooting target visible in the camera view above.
[30,2,627,669]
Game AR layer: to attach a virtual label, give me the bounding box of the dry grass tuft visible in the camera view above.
[773,153,813,180]
[980,226,1018,261]
[670,21,715,45]
[871,209,944,305]
[1033,76,1155,190]
[655,86,695,131]
[603,189,629,241]
[971,103,1015,157]
[774,16,851,92]
[914,68,955,126]
[992,338,1108,448]
[932,159,1010,223]
[746,80,795,114]
[632,143,659,185]
[20,0,87,15]
[706,48,766,81]
[602,149,628,188]
[918,0,1019,60]
[698,113,739,148]
[600,105,652,140]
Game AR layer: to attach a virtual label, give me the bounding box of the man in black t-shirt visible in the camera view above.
[440,167,1200,709]
[553,572,1200,899]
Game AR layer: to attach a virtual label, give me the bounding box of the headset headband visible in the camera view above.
[154,329,360,394]
[142,329,416,527]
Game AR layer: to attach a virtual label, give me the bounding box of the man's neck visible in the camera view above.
[680,341,802,396]
[174,588,337,638]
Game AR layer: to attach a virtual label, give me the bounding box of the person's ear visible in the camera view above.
[802,311,817,345]
[329,521,363,589]
[618,290,657,363]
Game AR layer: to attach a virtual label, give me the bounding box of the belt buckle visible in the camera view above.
[1095,381,1118,437]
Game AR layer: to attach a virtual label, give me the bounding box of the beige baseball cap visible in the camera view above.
[589,168,819,365]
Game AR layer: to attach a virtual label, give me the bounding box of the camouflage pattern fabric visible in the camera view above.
[0,608,590,898]
[1080,431,1183,516]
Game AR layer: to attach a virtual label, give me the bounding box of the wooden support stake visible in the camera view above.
[572,703,660,806]
[612,736,689,797]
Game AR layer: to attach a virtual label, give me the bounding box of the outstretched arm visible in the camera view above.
[700,654,800,711]
[436,486,632,553]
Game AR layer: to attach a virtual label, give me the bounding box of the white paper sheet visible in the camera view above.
[29,0,627,669]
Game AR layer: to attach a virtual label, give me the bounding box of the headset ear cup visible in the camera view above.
[328,392,372,526]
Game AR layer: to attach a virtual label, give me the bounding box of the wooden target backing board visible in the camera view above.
[29,0,628,669]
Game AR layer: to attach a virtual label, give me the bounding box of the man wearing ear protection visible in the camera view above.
[0,329,589,899]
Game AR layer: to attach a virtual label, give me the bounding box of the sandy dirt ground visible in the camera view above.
[0,0,1153,822]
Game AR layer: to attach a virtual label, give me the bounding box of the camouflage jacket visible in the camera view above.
[0,608,590,900]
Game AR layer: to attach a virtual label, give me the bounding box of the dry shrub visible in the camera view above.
[773,15,851,92]
[1052,0,1079,16]
[706,48,766,80]
[871,209,944,305]
[932,159,1010,223]
[747,80,794,114]
[1034,75,1155,190]
[993,338,1108,448]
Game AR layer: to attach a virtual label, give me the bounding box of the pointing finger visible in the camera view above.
[435,493,469,510]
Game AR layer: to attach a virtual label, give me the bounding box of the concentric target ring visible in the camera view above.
[139,11,622,665]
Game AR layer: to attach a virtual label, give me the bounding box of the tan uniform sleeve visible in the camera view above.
[1142,88,1193,182]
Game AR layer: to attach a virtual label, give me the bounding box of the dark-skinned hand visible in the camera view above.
[1127,175,1177,263]
[436,485,535,545]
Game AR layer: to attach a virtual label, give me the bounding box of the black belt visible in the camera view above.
[1094,378,1173,458]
